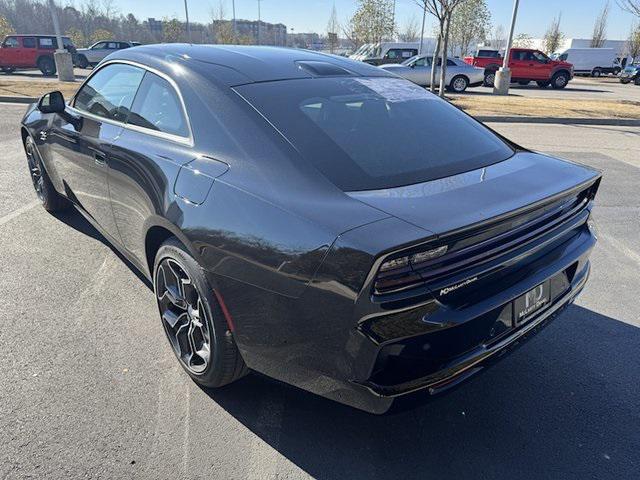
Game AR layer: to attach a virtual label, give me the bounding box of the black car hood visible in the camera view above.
[347,152,600,236]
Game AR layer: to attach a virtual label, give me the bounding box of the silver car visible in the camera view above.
[75,41,140,68]
[380,55,485,92]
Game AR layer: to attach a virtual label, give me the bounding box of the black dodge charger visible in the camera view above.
[21,45,601,414]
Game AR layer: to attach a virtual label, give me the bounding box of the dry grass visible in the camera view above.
[450,95,640,119]
[0,80,79,99]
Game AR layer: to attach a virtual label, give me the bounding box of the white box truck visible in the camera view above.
[552,48,621,76]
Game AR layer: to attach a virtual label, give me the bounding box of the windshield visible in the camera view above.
[236,77,514,191]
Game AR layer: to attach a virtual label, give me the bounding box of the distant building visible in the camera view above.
[212,19,287,46]
[147,18,163,36]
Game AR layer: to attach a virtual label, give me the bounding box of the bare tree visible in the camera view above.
[414,0,468,98]
[399,15,420,41]
[591,1,610,47]
[449,0,491,57]
[210,1,234,44]
[490,24,506,50]
[542,13,565,54]
[617,0,640,17]
[326,3,340,53]
[627,23,640,59]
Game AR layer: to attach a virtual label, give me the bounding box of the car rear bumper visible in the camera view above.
[358,258,590,400]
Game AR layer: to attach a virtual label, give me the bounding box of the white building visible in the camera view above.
[529,38,628,56]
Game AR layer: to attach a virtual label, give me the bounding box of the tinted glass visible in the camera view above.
[74,64,144,122]
[22,37,36,48]
[128,72,189,138]
[93,42,107,49]
[236,77,514,191]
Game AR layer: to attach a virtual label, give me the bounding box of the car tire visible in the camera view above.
[620,78,630,84]
[613,68,621,76]
[551,72,569,89]
[483,70,496,87]
[518,80,530,85]
[1,67,15,74]
[24,136,70,213]
[536,81,550,88]
[449,75,469,93]
[634,76,640,86]
[37,56,56,76]
[591,68,602,77]
[77,55,89,69]
[154,237,249,388]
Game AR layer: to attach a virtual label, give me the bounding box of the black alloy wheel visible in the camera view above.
[24,136,69,212]
[25,137,44,202]
[153,238,248,387]
[156,257,212,374]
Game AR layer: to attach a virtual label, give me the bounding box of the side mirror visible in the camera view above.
[37,91,66,114]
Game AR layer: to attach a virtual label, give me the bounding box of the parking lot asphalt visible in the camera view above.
[1,104,639,479]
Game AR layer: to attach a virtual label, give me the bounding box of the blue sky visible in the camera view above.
[108,0,638,39]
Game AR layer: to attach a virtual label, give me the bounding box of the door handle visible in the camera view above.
[94,152,107,167]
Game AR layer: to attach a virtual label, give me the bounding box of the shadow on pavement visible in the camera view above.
[52,207,152,289]
[205,305,639,480]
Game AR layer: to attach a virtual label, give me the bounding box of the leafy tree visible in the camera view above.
[513,32,533,48]
[542,13,564,54]
[90,28,113,44]
[591,1,610,48]
[627,23,640,60]
[162,17,183,43]
[348,0,395,46]
[65,27,86,47]
[0,14,12,38]
[449,0,491,56]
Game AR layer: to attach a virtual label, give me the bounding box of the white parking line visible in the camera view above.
[0,199,39,227]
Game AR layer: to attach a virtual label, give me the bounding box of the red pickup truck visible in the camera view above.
[0,34,76,76]
[463,48,574,89]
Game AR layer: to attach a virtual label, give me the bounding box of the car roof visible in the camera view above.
[108,44,394,85]
[9,34,71,38]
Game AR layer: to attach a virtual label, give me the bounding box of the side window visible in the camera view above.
[386,49,400,59]
[107,42,118,49]
[38,37,56,49]
[403,49,417,58]
[3,36,19,48]
[74,63,145,122]
[22,37,36,48]
[128,72,190,138]
[447,59,456,66]
[414,57,426,67]
[119,42,131,49]
[92,42,107,50]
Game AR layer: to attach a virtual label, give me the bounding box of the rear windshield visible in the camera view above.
[235,77,514,191]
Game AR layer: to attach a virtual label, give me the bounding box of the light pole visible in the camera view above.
[257,0,262,45]
[493,0,520,95]
[184,0,191,43]
[232,0,237,43]
[418,4,426,55]
[47,0,74,81]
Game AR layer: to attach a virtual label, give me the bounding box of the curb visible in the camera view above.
[0,96,37,104]
[476,116,640,127]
